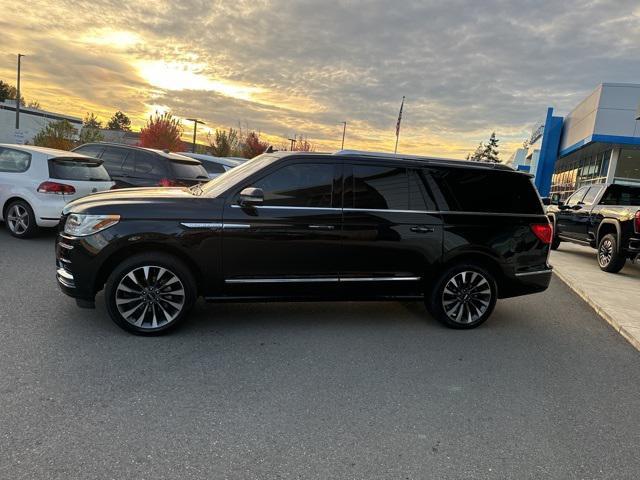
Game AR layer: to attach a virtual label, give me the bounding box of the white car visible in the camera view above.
[178,152,242,179]
[0,144,114,238]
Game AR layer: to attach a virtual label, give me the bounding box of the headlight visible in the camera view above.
[64,214,120,237]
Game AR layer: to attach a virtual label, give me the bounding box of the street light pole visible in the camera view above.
[186,118,205,153]
[288,137,296,151]
[340,121,347,150]
[15,54,24,130]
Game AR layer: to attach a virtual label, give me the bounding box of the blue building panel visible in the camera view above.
[534,107,563,196]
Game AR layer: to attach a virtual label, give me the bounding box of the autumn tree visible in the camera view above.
[33,120,77,150]
[139,111,183,151]
[79,112,104,144]
[241,131,269,158]
[107,110,131,131]
[208,128,239,157]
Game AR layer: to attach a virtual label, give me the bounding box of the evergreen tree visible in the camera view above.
[107,110,131,131]
[79,113,104,144]
[482,132,500,163]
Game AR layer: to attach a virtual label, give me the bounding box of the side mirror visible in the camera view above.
[541,197,551,206]
[238,187,264,206]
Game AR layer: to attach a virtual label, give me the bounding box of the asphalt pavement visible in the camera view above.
[1,228,639,479]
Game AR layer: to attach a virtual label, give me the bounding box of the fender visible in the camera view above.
[597,219,622,252]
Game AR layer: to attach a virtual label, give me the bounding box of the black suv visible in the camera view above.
[547,183,640,272]
[72,143,209,188]
[55,151,552,334]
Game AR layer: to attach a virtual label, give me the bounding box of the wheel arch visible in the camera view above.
[428,251,507,297]
[94,242,204,295]
[597,219,622,252]
[2,196,32,220]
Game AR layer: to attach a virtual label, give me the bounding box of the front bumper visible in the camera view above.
[55,233,98,308]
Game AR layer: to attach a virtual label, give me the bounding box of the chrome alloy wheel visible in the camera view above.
[441,270,492,325]
[7,204,29,235]
[598,238,613,267]
[115,265,186,330]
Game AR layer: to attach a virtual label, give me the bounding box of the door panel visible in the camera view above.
[340,164,442,297]
[222,161,343,298]
[556,186,589,239]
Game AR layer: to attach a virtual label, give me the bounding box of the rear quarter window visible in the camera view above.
[170,160,208,179]
[429,168,543,214]
[48,157,111,181]
[0,147,31,173]
[600,185,640,205]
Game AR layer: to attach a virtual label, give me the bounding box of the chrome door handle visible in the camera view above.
[308,225,335,230]
[410,225,435,233]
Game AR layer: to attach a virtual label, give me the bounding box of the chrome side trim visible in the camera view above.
[514,269,553,277]
[181,222,223,229]
[180,222,251,229]
[224,223,251,229]
[558,235,590,245]
[226,277,339,284]
[225,276,421,284]
[340,276,422,282]
[343,208,438,214]
[231,205,341,212]
[442,211,547,218]
[58,242,74,250]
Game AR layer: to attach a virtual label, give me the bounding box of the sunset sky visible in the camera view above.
[2,0,639,158]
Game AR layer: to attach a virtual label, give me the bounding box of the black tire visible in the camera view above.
[4,200,38,238]
[597,233,626,273]
[105,252,197,335]
[427,263,497,329]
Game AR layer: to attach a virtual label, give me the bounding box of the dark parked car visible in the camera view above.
[72,143,209,188]
[55,151,552,335]
[547,183,640,272]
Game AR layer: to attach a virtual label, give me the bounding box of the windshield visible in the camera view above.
[199,154,277,197]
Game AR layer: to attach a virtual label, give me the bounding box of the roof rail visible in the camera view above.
[333,149,513,170]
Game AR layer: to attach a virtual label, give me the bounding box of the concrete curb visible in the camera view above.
[553,269,640,352]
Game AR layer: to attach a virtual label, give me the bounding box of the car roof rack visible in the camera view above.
[333,149,514,171]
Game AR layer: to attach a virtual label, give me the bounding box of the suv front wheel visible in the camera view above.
[105,253,197,335]
[427,264,497,329]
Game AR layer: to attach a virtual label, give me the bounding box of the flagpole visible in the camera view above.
[394,96,405,154]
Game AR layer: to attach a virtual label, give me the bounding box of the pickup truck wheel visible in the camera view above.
[105,253,197,335]
[597,234,626,273]
[427,264,497,329]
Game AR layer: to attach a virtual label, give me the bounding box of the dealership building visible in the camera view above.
[511,83,640,199]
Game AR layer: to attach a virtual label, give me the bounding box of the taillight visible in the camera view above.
[158,178,178,187]
[37,181,76,195]
[634,211,640,233]
[530,223,553,244]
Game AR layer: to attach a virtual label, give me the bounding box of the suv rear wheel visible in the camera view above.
[105,253,197,335]
[427,264,497,329]
[597,233,626,273]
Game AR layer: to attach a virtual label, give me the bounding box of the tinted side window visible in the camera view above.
[566,187,589,206]
[581,186,602,206]
[0,147,31,172]
[100,147,130,173]
[134,151,163,175]
[430,168,543,214]
[254,163,335,208]
[409,169,436,210]
[351,165,408,210]
[73,144,104,158]
[203,162,226,174]
[600,185,640,206]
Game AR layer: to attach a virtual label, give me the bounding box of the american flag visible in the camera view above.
[396,96,405,137]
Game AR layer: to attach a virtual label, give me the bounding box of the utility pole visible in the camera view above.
[15,54,24,130]
[288,137,296,151]
[187,118,205,153]
[340,122,347,150]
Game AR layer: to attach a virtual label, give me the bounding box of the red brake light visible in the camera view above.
[531,223,553,244]
[37,181,76,195]
[634,211,640,233]
[158,178,178,187]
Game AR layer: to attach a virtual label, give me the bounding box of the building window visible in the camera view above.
[615,149,640,183]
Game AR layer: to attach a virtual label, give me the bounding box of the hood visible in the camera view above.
[63,187,225,220]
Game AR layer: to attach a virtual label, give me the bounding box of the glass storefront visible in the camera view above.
[614,149,640,183]
[550,149,611,200]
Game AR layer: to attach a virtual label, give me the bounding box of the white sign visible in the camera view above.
[14,129,26,145]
